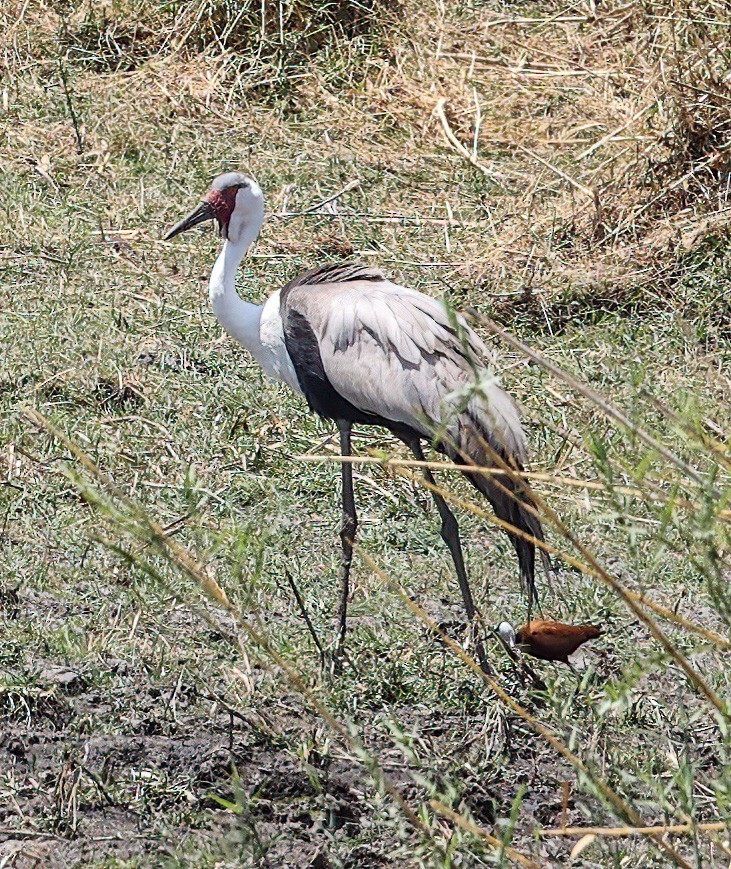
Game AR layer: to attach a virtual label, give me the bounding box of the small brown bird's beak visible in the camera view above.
[163,200,214,240]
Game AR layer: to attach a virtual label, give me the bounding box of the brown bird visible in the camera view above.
[498,620,603,664]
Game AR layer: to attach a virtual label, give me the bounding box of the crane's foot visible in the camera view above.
[325,627,350,678]
[329,648,344,678]
[474,637,495,677]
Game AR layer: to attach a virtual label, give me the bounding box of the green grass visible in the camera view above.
[2,0,731,865]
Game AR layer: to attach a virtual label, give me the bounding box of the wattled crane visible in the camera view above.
[164,172,552,672]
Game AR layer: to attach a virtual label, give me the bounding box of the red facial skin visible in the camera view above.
[205,187,239,234]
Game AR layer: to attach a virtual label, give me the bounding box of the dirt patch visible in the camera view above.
[0,659,587,867]
[0,680,400,867]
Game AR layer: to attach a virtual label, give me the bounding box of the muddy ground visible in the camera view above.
[0,584,587,868]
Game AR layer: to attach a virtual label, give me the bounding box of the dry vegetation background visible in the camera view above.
[3,0,731,866]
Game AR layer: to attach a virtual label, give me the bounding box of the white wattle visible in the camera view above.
[207,211,301,394]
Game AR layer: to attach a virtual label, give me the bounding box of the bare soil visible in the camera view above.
[0,586,587,867]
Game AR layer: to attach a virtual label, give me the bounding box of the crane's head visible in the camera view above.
[164,172,264,245]
[496,621,517,648]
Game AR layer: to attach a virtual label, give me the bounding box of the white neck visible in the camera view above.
[208,217,263,353]
[206,209,301,394]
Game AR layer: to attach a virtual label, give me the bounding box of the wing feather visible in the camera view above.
[282,271,527,464]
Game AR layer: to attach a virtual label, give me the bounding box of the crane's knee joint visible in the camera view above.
[341,515,357,543]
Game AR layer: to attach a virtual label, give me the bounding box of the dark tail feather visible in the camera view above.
[465,469,551,613]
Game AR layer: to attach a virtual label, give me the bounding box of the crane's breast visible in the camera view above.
[259,291,303,394]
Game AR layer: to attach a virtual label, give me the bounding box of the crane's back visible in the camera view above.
[279,263,528,468]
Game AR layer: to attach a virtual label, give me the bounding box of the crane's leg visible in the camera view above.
[409,441,492,676]
[334,420,358,672]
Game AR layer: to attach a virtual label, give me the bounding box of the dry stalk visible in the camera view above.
[539,821,728,838]
[23,407,541,869]
[514,143,600,218]
[468,321,729,718]
[395,459,729,718]
[476,317,713,491]
[357,549,695,869]
[435,98,501,181]
[431,801,542,869]
[642,389,731,474]
[297,451,731,652]
[298,453,731,524]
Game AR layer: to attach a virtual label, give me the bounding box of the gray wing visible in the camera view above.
[282,269,528,466]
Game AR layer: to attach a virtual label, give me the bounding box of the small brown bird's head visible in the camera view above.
[496,621,517,648]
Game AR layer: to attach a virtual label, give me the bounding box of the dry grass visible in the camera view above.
[2,0,731,866]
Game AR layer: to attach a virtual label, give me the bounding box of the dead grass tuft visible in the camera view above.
[54,0,395,72]
[383,0,731,298]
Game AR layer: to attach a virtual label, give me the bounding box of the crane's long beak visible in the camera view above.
[163,200,214,240]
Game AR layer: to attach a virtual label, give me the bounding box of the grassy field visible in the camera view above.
[2,0,731,865]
